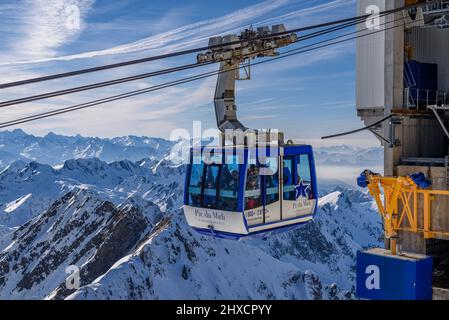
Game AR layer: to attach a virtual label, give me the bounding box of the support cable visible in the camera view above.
[0,13,408,108]
[0,0,434,90]
[0,19,412,129]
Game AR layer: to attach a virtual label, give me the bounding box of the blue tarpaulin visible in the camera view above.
[357,170,376,188]
[409,172,432,189]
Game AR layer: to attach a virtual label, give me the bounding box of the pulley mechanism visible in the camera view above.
[196,25,297,146]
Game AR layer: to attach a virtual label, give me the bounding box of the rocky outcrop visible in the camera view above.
[0,189,155,299]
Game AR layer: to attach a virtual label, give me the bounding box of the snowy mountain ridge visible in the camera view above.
[0,154,382,300]
[0,130,383,300]
[0,129,174,169]
[0,157,183,227]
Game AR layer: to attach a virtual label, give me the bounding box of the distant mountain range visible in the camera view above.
[0,129,174,169]
[0,157,182,228]
[314,145,383,167]
[0,129,382,170]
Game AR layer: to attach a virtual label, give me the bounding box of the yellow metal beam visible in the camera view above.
[364,172,449,254]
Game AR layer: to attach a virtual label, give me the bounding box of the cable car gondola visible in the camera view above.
[183,24,318,239]
[184,144,317,239]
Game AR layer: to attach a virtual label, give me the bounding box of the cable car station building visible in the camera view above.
[356,0,449,299]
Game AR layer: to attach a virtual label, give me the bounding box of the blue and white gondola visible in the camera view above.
[183,144,317,239]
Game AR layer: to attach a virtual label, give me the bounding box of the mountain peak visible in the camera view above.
[23,161,54,173]
[12,128,27,135]
[43,131,64,140]
[0,128,29,139]
[318,191,342,207]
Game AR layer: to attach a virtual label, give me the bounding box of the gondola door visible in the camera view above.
[243,150,264,226]
[261,155,281,224]
[281,155,297,220]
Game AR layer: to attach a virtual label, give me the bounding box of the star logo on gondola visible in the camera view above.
[295,180,310,199]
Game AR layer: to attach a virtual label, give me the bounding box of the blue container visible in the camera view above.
[357,248,433,300]
[405,60,438,105]
[405,60,438,90]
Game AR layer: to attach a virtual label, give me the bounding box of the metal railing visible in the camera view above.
[424,0,449,14]
[403,87,449,109]
[422,0,449,28]
[404,59,416,88]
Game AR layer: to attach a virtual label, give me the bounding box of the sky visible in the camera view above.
[0,0,379,147]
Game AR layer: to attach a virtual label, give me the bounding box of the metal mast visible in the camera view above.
[197,25,297,133]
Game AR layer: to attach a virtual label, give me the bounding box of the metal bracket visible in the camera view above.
[236,60,251,80]
[388,117,402,148]
[428,105,449,138]
[369,128,391,145]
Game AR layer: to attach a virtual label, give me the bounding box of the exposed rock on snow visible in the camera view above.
[0,188,158,299]
[0,157,182,227]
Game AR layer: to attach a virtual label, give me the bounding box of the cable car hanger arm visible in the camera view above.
[198,25,297,133]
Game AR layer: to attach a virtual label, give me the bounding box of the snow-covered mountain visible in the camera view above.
[0,130,384,300]
[314,145,383,185]
[0,155,383,300]
[0,189,158,299]
[314,145,382,167]
[0,157,183,227]
[68,187,382,300]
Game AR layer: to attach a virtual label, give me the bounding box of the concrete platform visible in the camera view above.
[433,287,449,300]
[357,248,433,300]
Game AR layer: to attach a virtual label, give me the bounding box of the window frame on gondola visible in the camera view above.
[244,149,263,211]
[263,156,280,206]
[282,156,296,201]
[186,148,244,212]
[296,153,314,200]
[243,148,281,226]
[217,153,243,212]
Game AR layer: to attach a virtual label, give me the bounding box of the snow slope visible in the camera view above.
[0,157,183,227]
[0,130,384,300]
[0,156,382,300]
[67,185,382,300]
[0,188,160,299]
[67,213,353,300]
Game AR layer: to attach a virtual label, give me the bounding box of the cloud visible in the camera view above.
[0,0,288,66]
[1,0,94,61]
[237,40,355,89]
[0,0,362,141]
[2,76,216,138]
[240,114,275,121]
[260,0,355,26]
[0,0,354,67]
